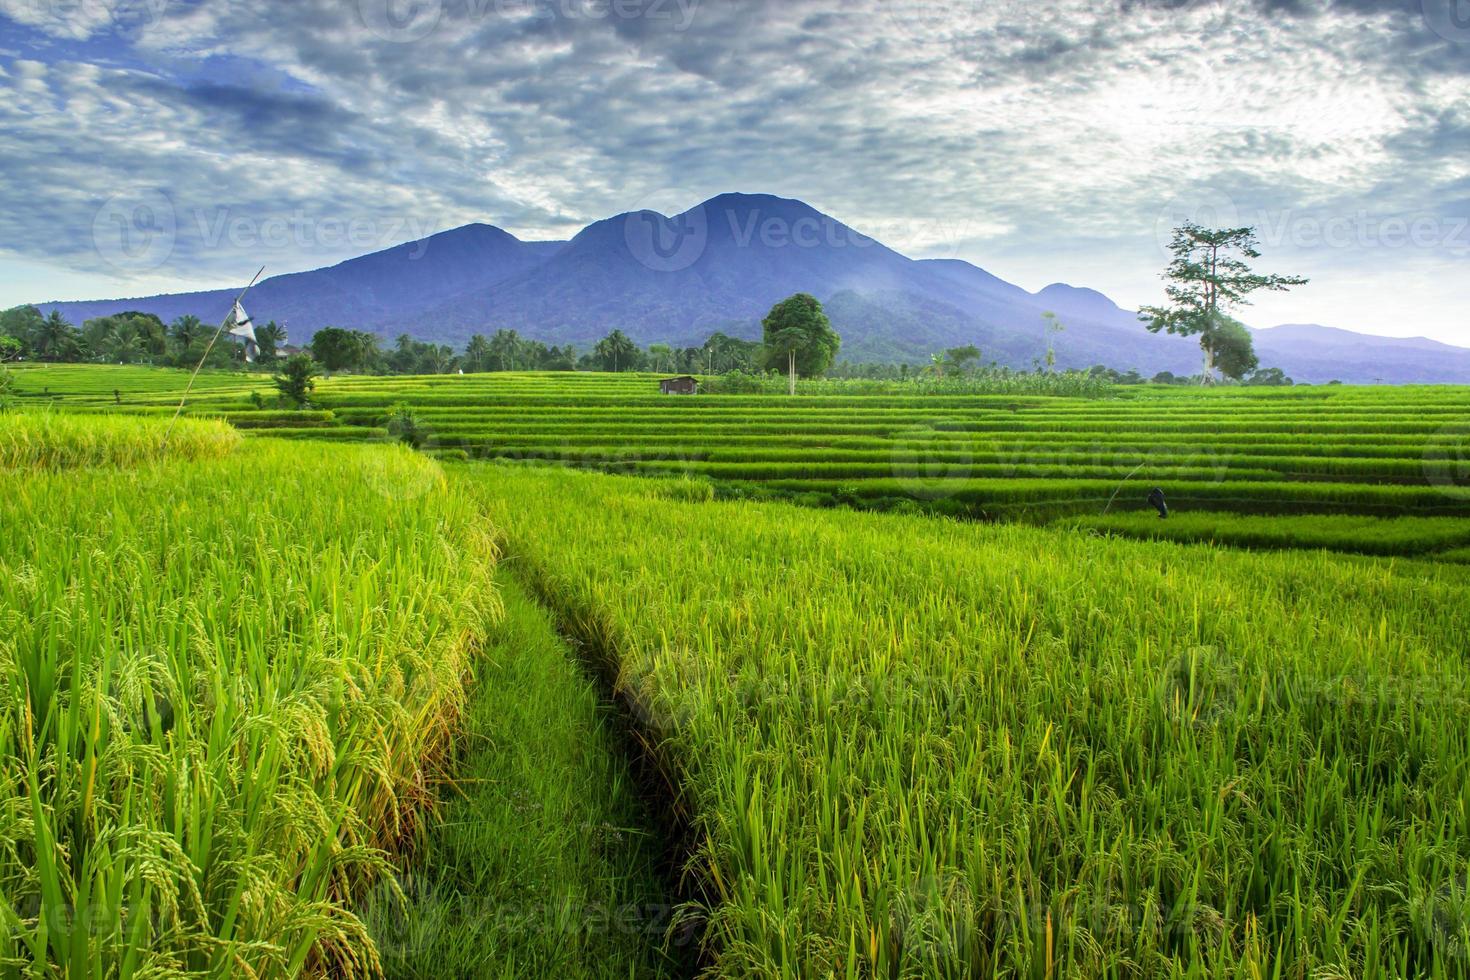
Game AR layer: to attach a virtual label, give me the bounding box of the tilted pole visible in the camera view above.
[162,266,265,451]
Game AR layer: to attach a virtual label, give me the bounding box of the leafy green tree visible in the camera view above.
[1210,316,1260,381]
[169,315,207,360]
[944,344,982,374]
[273,353,320,406]
[647,343,674,373]
[310,327,364,372]
[1041,312,1065,372]
[0,335,20,363]
[463,334,492,372]
[98,319,147,363]
[488,329,523,371]
[1245,366,1293,386]
[761,293,840,395]
[0,305,43,358]
[390,333,421,373]
[538,344,577,371]
[34,310,80,361]
[703,331,762,374]
[255,321,287,363]
[593,330,639,372]
[1140,223,1306,384]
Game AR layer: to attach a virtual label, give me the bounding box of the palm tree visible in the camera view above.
[463,334,491,372]
[100,320,146,363]
[593,330,638,372]
[255,321,287,363]
[169,315,205,364]
[424,344,455,374]
[35,311,78,361]
[489,329,522,372]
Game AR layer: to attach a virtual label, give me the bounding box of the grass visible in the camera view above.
[360,572,685,979]
[0,411,240,469]
[464,462,1470,978]
[7,365,1470,978]
[0,428,498,977]
[1064,511,1470,557]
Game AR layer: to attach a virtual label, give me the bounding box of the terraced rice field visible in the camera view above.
[468,464,1470,978]
[5,364,1470,978]
[21,364,1467,553]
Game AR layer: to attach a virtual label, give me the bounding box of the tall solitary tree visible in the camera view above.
[761,293,840,396]
[1140,223,1306,384]
[1041,312,1065,372]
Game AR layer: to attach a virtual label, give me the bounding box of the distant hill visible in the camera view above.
[33,193,1470,383]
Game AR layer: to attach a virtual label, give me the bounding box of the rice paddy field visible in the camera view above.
[3,362,1470,978]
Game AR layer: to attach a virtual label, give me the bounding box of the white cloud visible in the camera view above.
[0,0,1466,341]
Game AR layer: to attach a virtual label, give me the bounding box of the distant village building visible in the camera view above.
[659,375,699,395]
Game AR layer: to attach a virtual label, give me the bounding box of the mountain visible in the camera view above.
[1252,324,1470,384]
[41,224,564,340]
[32,193,1470,383]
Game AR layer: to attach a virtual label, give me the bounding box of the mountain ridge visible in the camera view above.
[30,194,1470,383]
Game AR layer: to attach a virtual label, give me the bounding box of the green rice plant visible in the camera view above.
[464,463,1470,979]
[0,436,498,978]
[360,573,684,979]
[0,411,240,469]
[1065,511,1470,556]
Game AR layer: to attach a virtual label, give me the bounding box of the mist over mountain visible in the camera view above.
[34,193,1470,384]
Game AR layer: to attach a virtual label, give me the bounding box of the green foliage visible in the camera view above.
[273,352,321,406]
[254,320,286,362]
[0,436,497,975]
[760,293,841,386]
[1141,223,1307,381]
[1041,310,1064,371]
[592,329,640,372]
[360,573,681,978]
[0,412,238,468]
[1067,511,1470,557]
[1247,366,1294,386]
[311,326,379,372]
[386,402,429,448]
[1206,314,1259,381]
[471,464,1470,978]
[0,366,14,412]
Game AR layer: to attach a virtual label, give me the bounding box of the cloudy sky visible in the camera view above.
[0,0,1466,342]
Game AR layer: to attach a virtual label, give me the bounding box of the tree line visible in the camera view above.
[3,221,1305,390]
